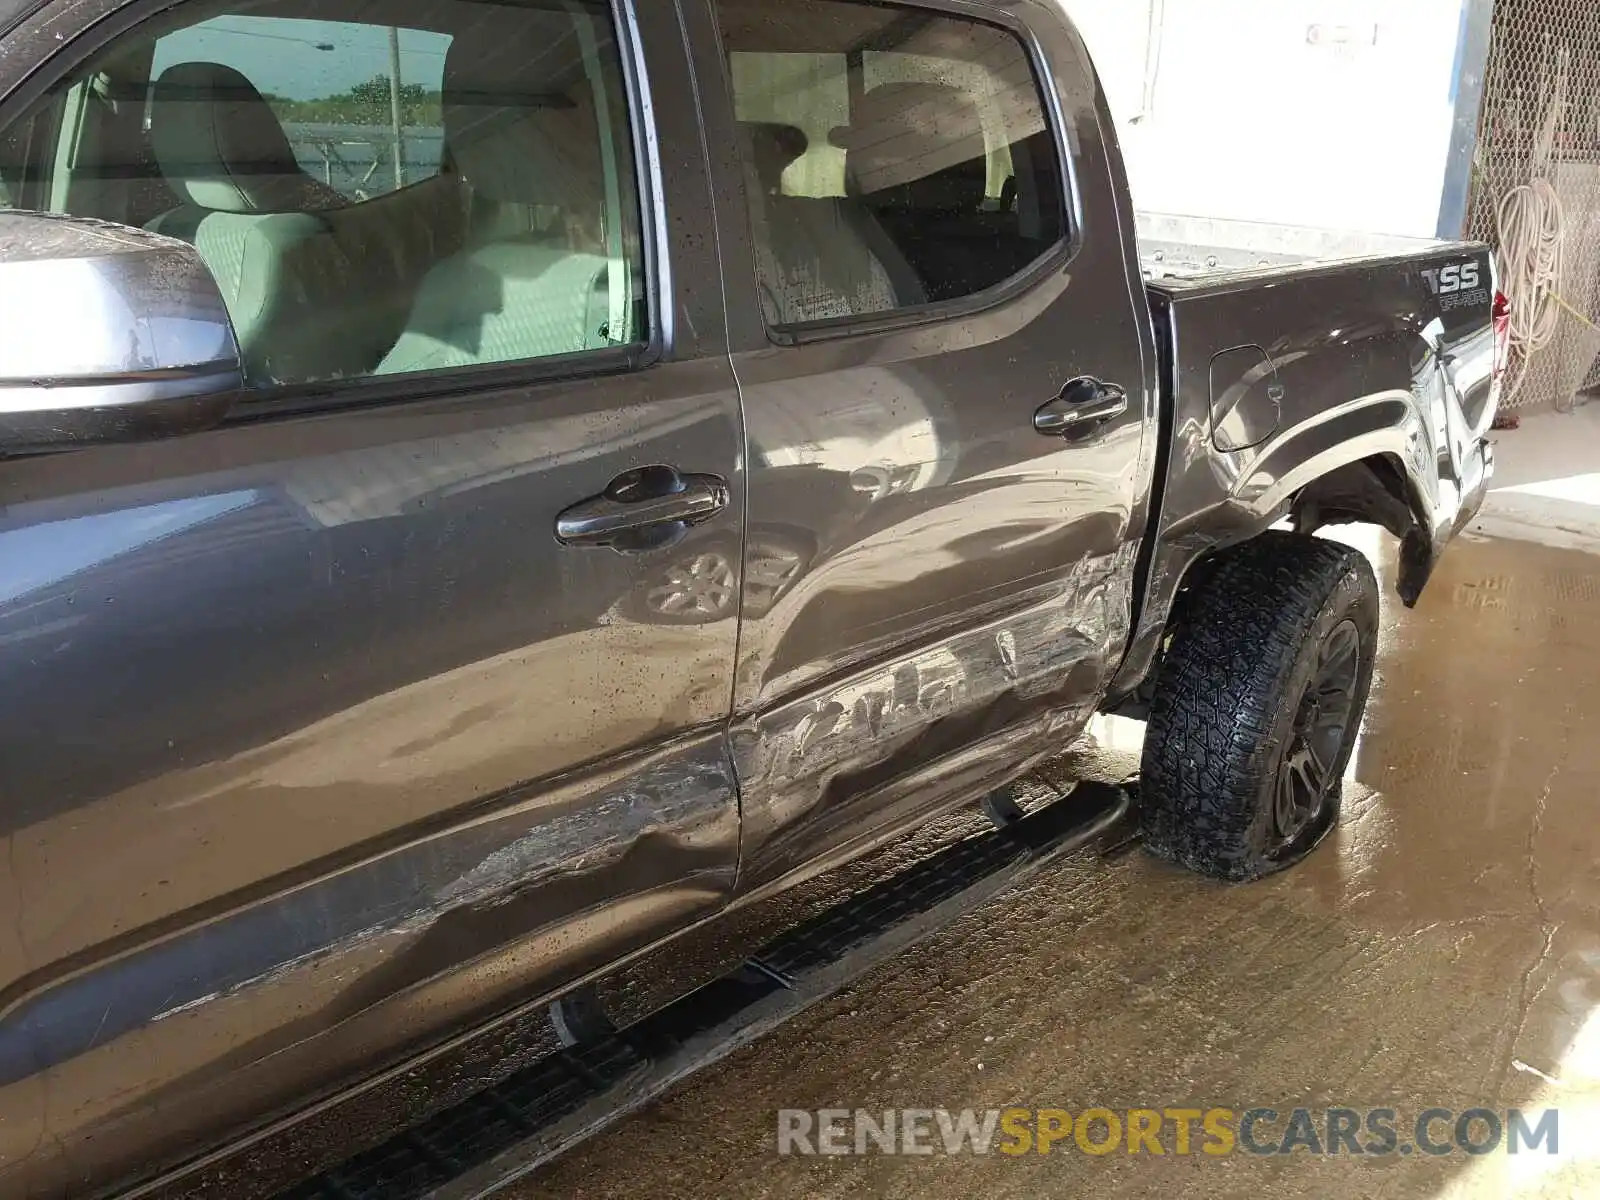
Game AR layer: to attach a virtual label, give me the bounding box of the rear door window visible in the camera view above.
[717,0,1068,326]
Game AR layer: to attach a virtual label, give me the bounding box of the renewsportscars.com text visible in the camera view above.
[777,1106,1560,1158]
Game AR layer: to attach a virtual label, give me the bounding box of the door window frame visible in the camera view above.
[706,0,1086,347]
[0,0,677,419]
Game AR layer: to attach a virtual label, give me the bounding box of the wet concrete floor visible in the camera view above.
[505,529,1600,1199]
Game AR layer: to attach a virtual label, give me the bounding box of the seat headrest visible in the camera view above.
[738,122,808,194]
[149,62,346,213]
[829,83,988,202]
[441,14,601,207]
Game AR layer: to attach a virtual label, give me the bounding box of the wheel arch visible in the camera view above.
[1108,428,1440,717]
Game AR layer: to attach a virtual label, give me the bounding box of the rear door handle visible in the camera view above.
[1034,377,1129,438]
[556,465,729,549]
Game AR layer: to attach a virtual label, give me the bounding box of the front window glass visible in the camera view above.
[2,0,646,387]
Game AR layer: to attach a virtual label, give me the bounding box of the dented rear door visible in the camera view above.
[695,0,1158,893]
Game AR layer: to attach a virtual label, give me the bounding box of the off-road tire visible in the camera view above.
[1140,532,1380,881]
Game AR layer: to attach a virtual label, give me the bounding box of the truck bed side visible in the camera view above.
[1111,246,1498,704]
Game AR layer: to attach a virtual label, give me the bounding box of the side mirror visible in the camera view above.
[0,211,243,454]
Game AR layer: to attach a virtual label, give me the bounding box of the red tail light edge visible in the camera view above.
[1492,289,1511,382]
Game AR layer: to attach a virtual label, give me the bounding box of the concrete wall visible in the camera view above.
[1065,0,1472,239]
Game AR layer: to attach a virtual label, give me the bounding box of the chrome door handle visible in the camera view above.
[1034,377,1129,437]
[556,465,729,549]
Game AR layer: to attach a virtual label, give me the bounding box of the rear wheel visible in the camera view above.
[1140,532,1379,881]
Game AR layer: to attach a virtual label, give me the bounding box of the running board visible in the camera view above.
[277,781,1136,1200]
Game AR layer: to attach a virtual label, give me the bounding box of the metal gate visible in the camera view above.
[1467,0,1600,411]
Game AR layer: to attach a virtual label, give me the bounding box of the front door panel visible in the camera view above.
[0,361,743,1195]
[0,0,739,1192]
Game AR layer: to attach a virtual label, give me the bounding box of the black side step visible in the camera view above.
[277,782,1134,1200]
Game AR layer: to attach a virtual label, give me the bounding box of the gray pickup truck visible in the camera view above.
[0,0,1499,1193]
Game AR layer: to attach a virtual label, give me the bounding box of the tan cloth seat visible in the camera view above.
[376,12,625,375]
[146,62,350,382]
[736,120,924,325]
[147,61,468,383]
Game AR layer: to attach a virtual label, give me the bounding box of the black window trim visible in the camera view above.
[719,0,1086,348]
[0,0,671,422]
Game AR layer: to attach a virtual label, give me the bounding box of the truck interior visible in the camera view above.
[0,0,1074,382]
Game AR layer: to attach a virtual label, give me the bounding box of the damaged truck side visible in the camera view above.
[0,0,1498,1191]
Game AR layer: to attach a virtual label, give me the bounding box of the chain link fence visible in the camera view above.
[1467,0,1600,411]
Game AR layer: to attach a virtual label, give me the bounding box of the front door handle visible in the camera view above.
[556,465,729,549]
[1034,377,1129,438]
